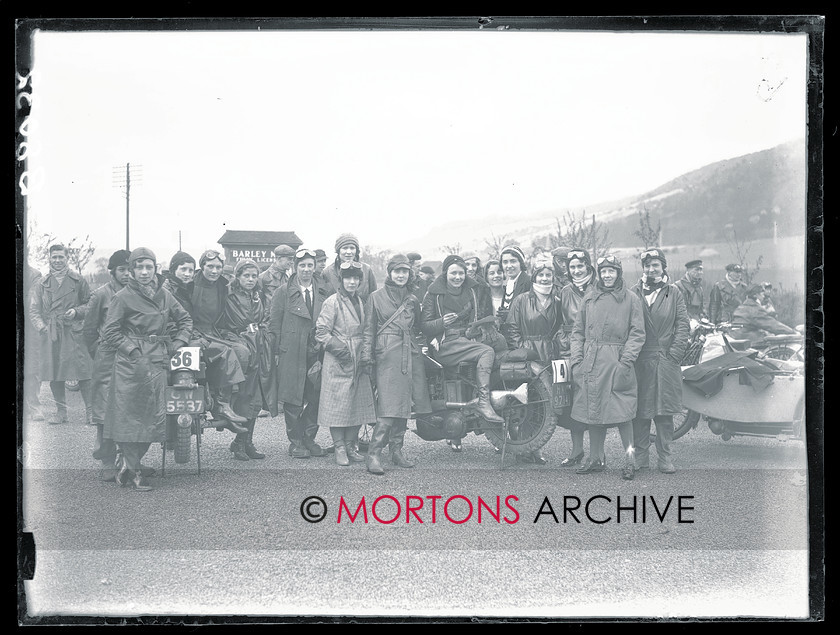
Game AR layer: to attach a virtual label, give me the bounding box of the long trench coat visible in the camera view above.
[28,269,93,381]
[505,290,564,362]
[218,283,277,418]
[630,281,690,419]
[708,278,747,324]
[24,265,43,380]
[270,274,329,408]
[570,281,646,426]
[82,279,124,422]
[315,292,376,427]
[362,283,432,419]
[102,279,192,443]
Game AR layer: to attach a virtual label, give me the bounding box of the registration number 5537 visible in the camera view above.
[165,387,205,413]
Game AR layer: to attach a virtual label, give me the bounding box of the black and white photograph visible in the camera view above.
[16,16,823,622]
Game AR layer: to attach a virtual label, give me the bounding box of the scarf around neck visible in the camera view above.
[642,273,669,296]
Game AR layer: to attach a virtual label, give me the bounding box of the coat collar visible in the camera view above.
[427,273,478,295]
[41,268,80,286]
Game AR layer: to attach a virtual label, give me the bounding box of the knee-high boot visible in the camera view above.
[366,417,394,475]
[345,426,365,462]
[284,409,310,459]
[475,353,505,423]
[230,422,250,461]
[214,385,248,426]
[389,419,415,468]
[48,381,67,424]
[243,418,265,459]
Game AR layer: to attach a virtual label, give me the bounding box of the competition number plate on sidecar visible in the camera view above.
[165,387,205,413]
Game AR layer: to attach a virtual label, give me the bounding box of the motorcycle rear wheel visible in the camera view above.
[174,419,192,464]
[650,408,700,442]
[484,377,557,455]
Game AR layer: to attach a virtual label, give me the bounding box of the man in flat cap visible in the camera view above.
[674,259,707,321]
[259,244,295,305]
[314,249,328,278]
[709,263,748,324]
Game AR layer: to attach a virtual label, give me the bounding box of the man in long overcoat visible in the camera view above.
[673,259,706,321]
[259,244,294,306]
[630,248,690,474]
[24,261,44,421]
[27,244,93,424]
[270,247,331,458]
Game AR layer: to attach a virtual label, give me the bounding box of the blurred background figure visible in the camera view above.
[674,259,706,321]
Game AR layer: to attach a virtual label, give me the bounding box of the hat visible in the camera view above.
[168,251,195,272]
[314,249,327,259]
[530,263,554,283]
[684,259,703,269]
[420,265,435,275]
[500,245,526,268]
[640,247,667,268]
[231,259,257,278]
[565,247,592,268]
[273,244,295,257]
[339,261,364,278]
[108,249,131,271]
[442,254,467,275]
[334,233,360,253]
[387,253,412,275]
[129,247,156,266]
[532,252,553,270]
[406,252,422,262]
[725,263,743,273]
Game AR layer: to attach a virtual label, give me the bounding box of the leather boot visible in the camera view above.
[230,433,250,461]
[366,418,394,475]
[132,470,153,491]
[475,363,505,424]
[389,420,415,468]
[243,419,265,459]
[215,400,248,425]
[345,439,365,463]
[335,441,350,466]
[284,410,310,458]
[115,451,131,487]
[79,380,95,426]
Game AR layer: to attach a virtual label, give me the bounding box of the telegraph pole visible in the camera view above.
[112,163,142,251]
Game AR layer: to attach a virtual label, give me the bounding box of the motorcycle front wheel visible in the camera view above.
[484,377,557,455]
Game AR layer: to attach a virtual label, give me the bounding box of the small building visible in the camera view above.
[216,230,304,268]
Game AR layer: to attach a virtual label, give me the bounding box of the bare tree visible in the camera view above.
[65,234,97,275]
[362,245,393,284]
[24,218,58,270]
[439,243,462,257]
[550,210,613,264]
[633,207,661,249]
[483,231,517,260]
[725,228,763,285]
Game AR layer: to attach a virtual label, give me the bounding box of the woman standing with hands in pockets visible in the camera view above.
[315,260,377,466]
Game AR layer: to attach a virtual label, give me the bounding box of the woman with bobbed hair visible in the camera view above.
[570,254,646,481]
[315,260,377,467]
[484,259,506,317]
[422,254,504,452]
[218,258,275,461]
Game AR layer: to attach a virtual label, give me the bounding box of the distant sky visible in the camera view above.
[22,25,808,264]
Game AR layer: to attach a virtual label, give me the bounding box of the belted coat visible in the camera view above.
[315,291,376,427]
[570,280,646,426]
[362,282,431,418]
[630,281,691,419]
[82,279,125,422]
[28,269,93,381]
[505,290,564,362]
[270,274,330,408]
[102,278,192,443]
[708,277,747,324]
[218,283,277,417]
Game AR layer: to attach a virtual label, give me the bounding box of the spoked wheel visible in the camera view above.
[484,378,557,455]
[761,345,801,362]
[650,408,700,443]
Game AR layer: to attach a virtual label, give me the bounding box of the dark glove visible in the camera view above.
[325,336,351,360]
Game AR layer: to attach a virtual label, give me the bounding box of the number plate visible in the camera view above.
[170,346,200,371]
[552,358,570,383]
[165,387,205,413]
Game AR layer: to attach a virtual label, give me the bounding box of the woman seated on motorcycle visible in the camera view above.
[102,248,193,491]
[315,260,377,468]
[570,254,646,481]
[422,254,505,453]
[504,262,564,465]
[729,283,797,348]
[218,259,274,461]
[359,254,436,474]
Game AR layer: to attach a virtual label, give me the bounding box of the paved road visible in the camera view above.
[20,386,812,620]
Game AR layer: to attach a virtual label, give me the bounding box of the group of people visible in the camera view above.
[24,232,798,490]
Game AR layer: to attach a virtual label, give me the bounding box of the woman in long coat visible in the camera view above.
[28,244,94,424]
[570,254,646,480]
[103,248,192,491]
[505,263,564,465]
[555,248,596,467]
[218,258,275,461]
[315,261,377,466]
[630,248,690,474]
[361,254,435,474]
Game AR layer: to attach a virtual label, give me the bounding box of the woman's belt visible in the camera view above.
[127,334,171,343]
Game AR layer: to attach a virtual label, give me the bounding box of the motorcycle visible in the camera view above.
[160,345,218,475]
